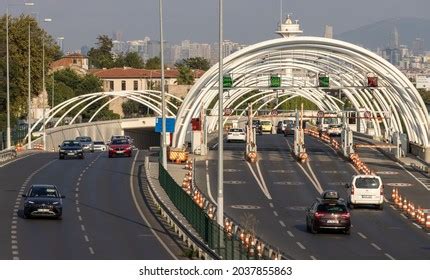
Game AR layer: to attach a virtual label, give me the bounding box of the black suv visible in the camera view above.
[305,190,351,235]
[59,140,84,159]
[22,185,65,219]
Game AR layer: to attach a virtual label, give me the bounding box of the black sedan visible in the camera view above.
[59,140,84,159]
[22,185,65,219]
[306,198,351,235]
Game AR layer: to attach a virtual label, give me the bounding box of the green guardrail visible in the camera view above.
[159,164,280,260]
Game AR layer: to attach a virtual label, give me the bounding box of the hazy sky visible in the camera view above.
[2,0,429,52]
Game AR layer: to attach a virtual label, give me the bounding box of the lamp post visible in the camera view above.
[159,0,167,169]
[217,0,224,226]
[27,19,31,149]
[42,18,52,151]
[6,1,34,149]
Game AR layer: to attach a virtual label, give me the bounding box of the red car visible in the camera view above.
[108,138,132,158]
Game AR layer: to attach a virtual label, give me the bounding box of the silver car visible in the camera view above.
[93,141,107,151]
[75,136,94,152]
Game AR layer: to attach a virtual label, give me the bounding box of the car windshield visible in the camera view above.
[355,177,380,189]
[323,118,338,125]
[229,128,243,132]
[260,121,271,125]
[76,137,91,142]
[317,203,347,213]
[94,141,104,145]
[112,139,129,145]
[62,141,80,147]
[29,186,59,198]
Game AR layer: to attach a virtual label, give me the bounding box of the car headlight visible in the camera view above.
[26,201,35,204]
[52,202,59,205]
[77,149,83,152]
[59,149,65,152]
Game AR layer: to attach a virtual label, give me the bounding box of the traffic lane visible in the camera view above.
[305,136,430,259]
[257,135,384,259]
[0,152,59,259]
[77,151,172,259]
[204,148,310,259]
[17,152,100,259]
[354,140,430,208]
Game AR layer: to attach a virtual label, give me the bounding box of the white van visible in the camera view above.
[345,175,384,210]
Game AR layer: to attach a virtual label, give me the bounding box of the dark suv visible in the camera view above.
[22,184,65,219]
[306,191,351,235]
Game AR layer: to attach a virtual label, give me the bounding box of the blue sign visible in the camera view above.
[155,117,175,133]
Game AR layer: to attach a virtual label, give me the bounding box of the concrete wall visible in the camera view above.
[410,142,430,163]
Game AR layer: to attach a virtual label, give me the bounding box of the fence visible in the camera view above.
[159,163,284,260]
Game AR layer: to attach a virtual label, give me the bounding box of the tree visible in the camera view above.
[145,57,161,69]
[418,88,430,104]
[114,52,145,68]
[175,66,194,85]
[175,57,210,71]
[87,35,114,69]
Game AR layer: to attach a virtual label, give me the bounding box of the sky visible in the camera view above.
[2,0,430,52]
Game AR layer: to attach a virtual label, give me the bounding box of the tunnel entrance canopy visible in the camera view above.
[173,37,430,148]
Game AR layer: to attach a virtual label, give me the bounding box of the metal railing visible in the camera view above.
[159,163,286,260]
[0,147,17,164]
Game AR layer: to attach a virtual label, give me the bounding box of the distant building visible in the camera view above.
[390,27,400,49]
[324,25,333,39]
[412,38,425,56]
[415,75,430,90]
[51,53,89,75]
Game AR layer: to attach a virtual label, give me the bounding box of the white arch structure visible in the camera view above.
[29,90,181,135]
[173,37,429,148]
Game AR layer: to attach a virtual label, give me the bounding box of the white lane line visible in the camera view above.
[385,253,395,260]
[412,223,422,229]
[132,153,178,260]
[246,161,272,200]
[78,216,83,221]
[84,235,89,242]
[371,243,382,251]
[78,177,81,181]
[75,188,79,192]
[279,221,286,227]
[76,182,80,186]
[357,232,367,239]
[13,257,19,260]
[400,213,408,219]
[11,225,17,230]
[287,231,295,238]
[269,203,274,208]
[273,211,279,217]
[390,205,396,210]
[75,193,79,198]
[296,242,306,250]
[310,255,317,260]
[11,230,17,235]
[88,247,95,255]
[12,251,19,255]
[11,240,17,244]
[255,161,273,199]
[81,225,86,231]
[11,245,18,250]
[75,200,79,205]
[76,207,80,213]
[11,235,16,240]
[205,160,217,205]
[396,163,430,191]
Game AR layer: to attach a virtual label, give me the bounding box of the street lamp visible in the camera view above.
[217,0,224,226]
[5,1,34,149]
[159,0,167,169]
[42,18,53,151]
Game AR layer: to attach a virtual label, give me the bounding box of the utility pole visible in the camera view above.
[159,0,167,169]
[217,0,224,226]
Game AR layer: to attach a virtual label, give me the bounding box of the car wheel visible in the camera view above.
[377,204,384,210]
[344,228,351,235]
[59,156,64,160]
[310,222,318,234]
[348,202,354,209]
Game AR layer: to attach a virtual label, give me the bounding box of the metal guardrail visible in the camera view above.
[0,147,17,164]
[159,162,286,260]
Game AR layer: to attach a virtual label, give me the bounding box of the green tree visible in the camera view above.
[418,88,430,104]
[87,35,114,69]
[175,57,210,71]
[145,57,161,69]
[175,66,194,85]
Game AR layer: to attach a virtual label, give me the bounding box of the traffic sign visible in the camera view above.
[223,108,232,116]
[223,76,233,88]
[271,109,278,116]
[270,75,281,88]
[317,111,324,118]
[364,111,372,119]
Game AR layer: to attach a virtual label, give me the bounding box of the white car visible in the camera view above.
[93,141,107,151]
[226,128,246,142]
[327,124,342,136]
[346,175,384,210]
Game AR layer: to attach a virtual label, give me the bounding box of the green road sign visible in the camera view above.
[319,76,330,87]
[270,75,281,87]
[223,76,233,88]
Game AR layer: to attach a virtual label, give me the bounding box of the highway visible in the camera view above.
[196,133,430,260]
[0,151,179,260]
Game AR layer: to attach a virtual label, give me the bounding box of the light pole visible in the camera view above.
[159,0,167,169]
[42,18,52,151]
[217,0,224,226]
[27,19,32,149]
[6,1,34,149]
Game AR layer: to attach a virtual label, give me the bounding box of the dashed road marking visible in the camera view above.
[76,182,80,186]
[310,255,317,260]
[386,183,412,187]
[376,171,399,175]
[11,245,18,250]
[81,225,86,231]
[230,205,261,210]
[296,242,306,250]
[385,253,395,260]
[11,240,17,244]
[287,231,294,238]
[75,193,79,198]
[12,251,19,255]
[88,247,95,255]
[12,257,19,260]
[224,180,246,184]
[371,243,382,251]
[84,235,89,242]
[390,205,396,210]
[273,211,278,217]
[279,221,286,227]
[357,232,367,239]
[78,216,83,221]
[412,223,422,229]
[269,203,274,208]
[273,181,304,186]
[76,207,80,213]
[75,188,79,192]
[400,213,408,219]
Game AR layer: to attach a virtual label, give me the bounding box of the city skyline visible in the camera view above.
[2,0,430,52]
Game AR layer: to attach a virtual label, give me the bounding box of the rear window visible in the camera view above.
[76,137,91,142]
[62,141,80,147]
[317,203,347,213]
[229,128,243,132]
[112,139,129,145]
[355,177,380,189]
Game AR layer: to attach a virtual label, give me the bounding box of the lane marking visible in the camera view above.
[357,232,367,239]
[273,211,279,217]
[76,207,80,213]
[371,243,382,251]
[84,235,89,242]
[75,188,79,192]
[396,163,430,191]
[269,203,274,208]
[279,221,286,227]
[400,213,408,219]
[255,161,273,199]
[12,251,19,255]
[296,242,306,250]
[78,216,83,221]
[132,153,177,260]
[205,160,217,205]
[245,161,272,200]
[390,205,396,210]
[385,253,395,260]
[76,182,80,186]
[310,255,317,260]
[81,225,86,231]
[88,247,95,255]
[412,223,422,229]
[75,193,79,198]
[287,231,295,238]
